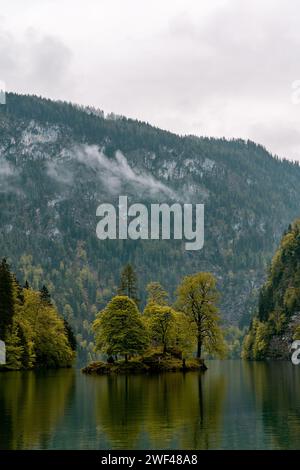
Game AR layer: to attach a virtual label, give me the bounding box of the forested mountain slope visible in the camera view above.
[243,219,300,360]
[1,92,300,361]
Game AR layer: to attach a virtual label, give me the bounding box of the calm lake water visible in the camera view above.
[0,360,300,450]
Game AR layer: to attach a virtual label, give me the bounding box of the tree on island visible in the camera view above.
[93,295,148,362]
[176,272,226,359]
[117,264,140,306]
[148,306,176,354]
[146,282,169,306]
[144,283,194,357]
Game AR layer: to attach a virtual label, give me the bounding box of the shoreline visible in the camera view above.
[82,354,208,375]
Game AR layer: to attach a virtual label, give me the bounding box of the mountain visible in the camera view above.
[243,219,300,360]
[1,92,300,361]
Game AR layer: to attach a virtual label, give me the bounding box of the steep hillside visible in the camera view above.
[1,92,300,361]
[243,219,300,360]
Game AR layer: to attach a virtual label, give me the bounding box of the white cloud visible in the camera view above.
[0,158,21,193]
[74,145,176,197]
[1,0,300,160]
[0,160,15,177]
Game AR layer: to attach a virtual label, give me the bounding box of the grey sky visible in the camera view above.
[1,0,300,161]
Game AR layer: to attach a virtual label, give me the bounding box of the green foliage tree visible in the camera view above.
[224,326,246,358]
[242,318,270,360]
[3,92,300,365]
[293,325,300,340]
[176,272,226,359]
[245,219,300,359]
[148,306,176,354]
[146,282,168,306]
[241,328,254,360]
[252,320,269,359]
[64,319,77,352]
[4,321,23,370]
[0,259,14,339]
[21,289,75,368]
[269,309,286,335]
[0,262,75,370]
[93,295,148,361]
[117,264,139,305]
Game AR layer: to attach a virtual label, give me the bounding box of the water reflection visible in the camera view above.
[0,369,75,449]
[95,372,226,449]
[244,361,300,449]
[0,362,300,449]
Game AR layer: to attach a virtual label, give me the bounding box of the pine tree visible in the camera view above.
[40,285,52,305]
[0,259,14,339]
[117,264,139,305]
[64,318,77,351]
[13,275,24,304]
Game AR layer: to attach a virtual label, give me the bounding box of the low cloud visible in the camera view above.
[74,145,176,198]
[45,144,176,198]
[0,159,21,193]
[46,160,74,185]
[0,160,15,177]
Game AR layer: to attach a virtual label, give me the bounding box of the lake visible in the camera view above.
[0,360,300,450]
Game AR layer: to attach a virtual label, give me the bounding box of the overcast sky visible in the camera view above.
[1,0,300,161]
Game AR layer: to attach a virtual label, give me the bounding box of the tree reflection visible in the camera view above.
[95,371,226,449]
[0,369,75,449]
[244,361,300,449]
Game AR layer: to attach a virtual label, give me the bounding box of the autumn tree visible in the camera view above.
[176,272,226,359]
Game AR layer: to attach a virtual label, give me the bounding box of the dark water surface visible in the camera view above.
[0,360,300,450]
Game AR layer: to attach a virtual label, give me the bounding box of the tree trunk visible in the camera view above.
[125,354,128,363]
[197,338,202,359]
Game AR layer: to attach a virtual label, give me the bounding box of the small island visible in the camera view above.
[83,267,226,375]
[82,354,208,375]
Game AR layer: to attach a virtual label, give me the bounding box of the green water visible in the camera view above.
[0,360,300,450]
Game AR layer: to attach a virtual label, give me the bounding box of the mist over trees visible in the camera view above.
[2,93,300,364]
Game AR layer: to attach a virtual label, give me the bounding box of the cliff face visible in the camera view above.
[243,220,300,360]
[267,313,300,360]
